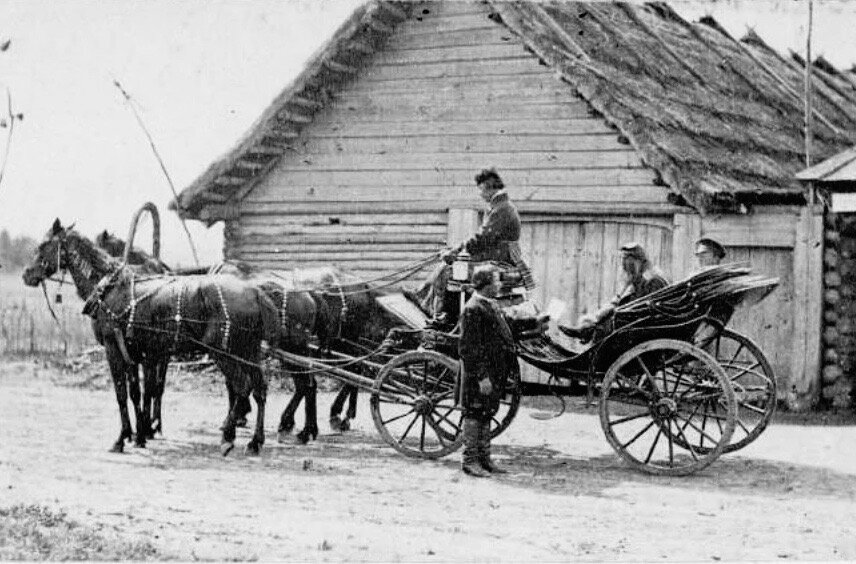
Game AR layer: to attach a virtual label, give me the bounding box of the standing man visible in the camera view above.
[693,237,733,345]
[559,242,668,340]
[422,168,534,325]
[458,265,518,477]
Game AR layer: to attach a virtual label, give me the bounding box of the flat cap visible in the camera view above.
[620,241,647,261]
[695,237,726,259]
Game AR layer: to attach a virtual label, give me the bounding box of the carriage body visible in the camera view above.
[369,263,779,476]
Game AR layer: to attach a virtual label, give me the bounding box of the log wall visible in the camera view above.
[231,0,666,280]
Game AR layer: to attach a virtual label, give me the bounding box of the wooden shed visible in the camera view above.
[174,1,856,410]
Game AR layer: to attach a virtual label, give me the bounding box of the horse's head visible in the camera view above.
[22,218,75,287]
[95,230,125,256]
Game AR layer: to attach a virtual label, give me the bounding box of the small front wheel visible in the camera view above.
[370,350,463,459]
[599,339,736,476]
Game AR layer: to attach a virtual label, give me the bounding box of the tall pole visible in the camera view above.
[804,0,815,205]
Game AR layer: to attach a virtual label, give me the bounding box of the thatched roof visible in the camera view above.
[175,1,856,221]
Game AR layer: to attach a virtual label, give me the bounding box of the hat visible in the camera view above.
[620,241,647,261]
[474,167,504,189]
[695,238,726,259]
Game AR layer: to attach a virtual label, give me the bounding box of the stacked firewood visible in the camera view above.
[821,213,856,408]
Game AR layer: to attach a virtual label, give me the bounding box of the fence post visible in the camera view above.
[29,315,35,354]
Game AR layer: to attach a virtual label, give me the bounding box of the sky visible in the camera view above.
[0,0,855,268]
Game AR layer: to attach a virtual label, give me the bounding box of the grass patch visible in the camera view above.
[0,504,164,560]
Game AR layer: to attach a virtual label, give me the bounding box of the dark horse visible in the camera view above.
[95,229,172,439]
[23,220,280,455]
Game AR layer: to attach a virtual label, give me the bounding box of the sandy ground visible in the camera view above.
[2,360,856,562]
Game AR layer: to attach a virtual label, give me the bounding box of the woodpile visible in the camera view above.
[820,212,856,408]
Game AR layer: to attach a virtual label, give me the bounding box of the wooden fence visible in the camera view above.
[0,296,96,355]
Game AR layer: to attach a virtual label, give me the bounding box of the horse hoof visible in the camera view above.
[277,431,290,444]
[329,416,342,431]
[134,441,146,449]
[220,442,235,457]
[245,443,261,456]
[297,429,318,444]
[109,442,124,454]
[339,419,351,432]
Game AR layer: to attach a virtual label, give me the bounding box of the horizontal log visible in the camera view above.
[238,254,440,269]
[329,101,593,123]
[237,210,447,225]
[335,86,583,108]
[359,57,545,82]
[238,232,445,245]
[824,309,839,323]
[373,42,526,66]
[236,222,446,237]
[824,326,839,343]
[824,348,840,364]
[249,183,665,203]
[235,249,434,262]
[276,150,642,171]
[234,199,680,216]
[825,289,841,305]
[825,229,841,245]
[338,73,572,98]
[306,118,616,137]
[282,133,628,156]
[234,242,439,254]
[384,27,515,50]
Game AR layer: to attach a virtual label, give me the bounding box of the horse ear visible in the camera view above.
[67,222,76,231]
[51,218,63,235]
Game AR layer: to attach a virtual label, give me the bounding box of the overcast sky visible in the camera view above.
[0,0,854,267]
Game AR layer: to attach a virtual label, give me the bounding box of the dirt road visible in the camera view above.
[2,360,856,561]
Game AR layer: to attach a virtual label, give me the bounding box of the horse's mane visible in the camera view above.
[65,228,121,274]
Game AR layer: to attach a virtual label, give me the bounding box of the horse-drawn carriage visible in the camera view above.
[277,257,779,477]
[23,204,779,476]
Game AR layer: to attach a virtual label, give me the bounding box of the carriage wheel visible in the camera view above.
[599,339,736,476]
[489,368,521,440]
[370,350,463,459]
[696,329,776,453]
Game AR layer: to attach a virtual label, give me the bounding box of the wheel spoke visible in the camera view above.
[382,407,416,426]
[419,417,426,450]
[610,411,652,426]
[397,413,420,444]
[666,419,675,466]
[619,419,656,450]
[727,361,762,381]
[675,412,723,446]
[736,401,767,415]
[724,343,746,373]
[671,417,699,461]
[635,356,658,394]
[644,426,663,464]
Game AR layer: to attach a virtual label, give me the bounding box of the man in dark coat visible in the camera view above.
[421,168,534,325]
[458,264,519,477]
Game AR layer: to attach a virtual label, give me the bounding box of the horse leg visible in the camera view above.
[277,375,303,442]
[105,342,133,453]
[342,385,359,432]
[329,385,348,431]
[127,364,147,448]
[151,358,168,436]
[297,375,318,444]
[246,368,267,456]
[234,395,251,428]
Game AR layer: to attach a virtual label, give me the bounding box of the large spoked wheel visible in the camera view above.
[599,339,736,476]
[696,329,776,453]
[370,350,463,459]
[489,367,521,440]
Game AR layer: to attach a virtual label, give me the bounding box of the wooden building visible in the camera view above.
[798,147,856,408]
[174,1,856,409]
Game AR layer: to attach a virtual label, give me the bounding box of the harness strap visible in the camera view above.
[214,283,231,351]
[112,327,134,364]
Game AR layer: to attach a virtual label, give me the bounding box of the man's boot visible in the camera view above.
[461,417,490,477]
[479,420,507,474]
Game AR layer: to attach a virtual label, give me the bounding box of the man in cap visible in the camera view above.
[420,168,534,326]
[559,242,668,340]
[695,237,727,269]
[458,264,518,477]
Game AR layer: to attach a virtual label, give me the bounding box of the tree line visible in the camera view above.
[0,229,37,270]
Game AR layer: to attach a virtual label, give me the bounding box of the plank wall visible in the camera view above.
[233,0,663,279]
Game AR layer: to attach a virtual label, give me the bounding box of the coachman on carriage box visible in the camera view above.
[418,168,535,327]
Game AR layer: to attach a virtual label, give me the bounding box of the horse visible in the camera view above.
[23,219,280,456]
[95,229,172,439]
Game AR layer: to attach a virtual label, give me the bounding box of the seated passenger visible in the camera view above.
[420,168,534,326]
[692,237,734,346]
[559,242,668,341]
